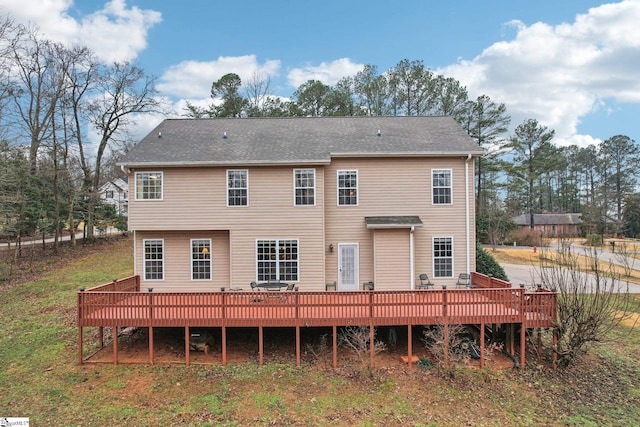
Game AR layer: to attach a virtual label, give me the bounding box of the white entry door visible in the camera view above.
[338,243,359,291]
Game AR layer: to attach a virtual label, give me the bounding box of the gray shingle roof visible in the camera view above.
[365,216,424,228]
[513,213,582,226]
[120,116,483,167]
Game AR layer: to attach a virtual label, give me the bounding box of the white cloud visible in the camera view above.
[440,0,640,141]
[157,55,281,99]
[0,0,162,62]
[287,58,364,88]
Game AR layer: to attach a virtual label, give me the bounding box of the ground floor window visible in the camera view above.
[191,239,212,280]
[256,239,298,282]
[144,239,164,280]
[433,237,453,278]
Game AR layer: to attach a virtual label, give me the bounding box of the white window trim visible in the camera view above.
[293,168,316,207]
[143,238,165,281]
[226,169,249,207]
[134,171,163,201]
[432,236,454,279]
[190,238,212,281]
[431,168,453,205]
[255,238,300,282]
[337,169,359,207]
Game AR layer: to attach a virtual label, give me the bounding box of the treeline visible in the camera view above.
[1,13,639,264]
[0,18,163,253]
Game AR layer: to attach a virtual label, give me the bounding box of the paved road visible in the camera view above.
[501,263,640,293]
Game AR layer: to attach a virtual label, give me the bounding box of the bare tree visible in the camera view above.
[243,71,271,117]
[538,247,635,367]
[84,62,164,238]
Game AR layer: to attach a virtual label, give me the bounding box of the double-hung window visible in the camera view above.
[337,170,358,206]
[144,239,164,280]
[432,169,452,204]
[256,239,299,282]
[294,169,315,206]
[191,239,212,280]
[227,170,248,206]
[135,172,163,200]
[433,237,453,278]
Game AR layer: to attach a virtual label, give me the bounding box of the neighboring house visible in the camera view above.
[512,213,582,237]
[118,116,483,292]
[99,177,129,217]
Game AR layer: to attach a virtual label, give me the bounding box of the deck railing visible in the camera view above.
[470,272,512,289]
[78,284,556,329]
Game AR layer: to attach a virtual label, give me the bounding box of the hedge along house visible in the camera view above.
[119,116,484,292]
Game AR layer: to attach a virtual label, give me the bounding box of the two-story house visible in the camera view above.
[119,116,483,292]
[98,177,129,217]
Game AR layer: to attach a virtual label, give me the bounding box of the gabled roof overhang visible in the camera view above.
[364,216,424,229]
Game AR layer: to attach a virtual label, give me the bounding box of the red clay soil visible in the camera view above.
[85,326,518,370]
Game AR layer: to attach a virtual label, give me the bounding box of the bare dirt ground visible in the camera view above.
[86,325,519,370]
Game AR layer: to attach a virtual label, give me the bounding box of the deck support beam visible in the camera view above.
[78,327,83,365]
[295,325,301,366]
[332,325,337,369]
[222,326,227,366]
[185,326,190,366]
[149,327,154,365]
[407,323,413,368]
[259,326,264,365]
[99,326,104,348]
[369,323,375,368]
[520,324,526,370]
[480,323,485,369]
[113,326,118,365]
[443,323,449,369]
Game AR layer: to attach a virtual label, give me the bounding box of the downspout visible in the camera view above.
[465,154,472,275]
[410,226,415,289]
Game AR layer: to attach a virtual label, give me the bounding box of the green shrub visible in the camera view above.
[586,233,603,246]
[476,244,508,281]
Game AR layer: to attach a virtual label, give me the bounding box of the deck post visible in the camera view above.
[552,327,558,370]
[407,323,413,368]
[332,325,337,369]
[149,327,154,365]
[443,323,449,369]
[99,326,104,348]
[113,326,118,365]
[536,328,542,358]
[520,324,526,370]
[259,326,264,365]
[222,326,227,366]
[369,322,375,368]
[295,325,301,366]
[78,327,83,365]
[185,326,190,366]
[520,287,526,369]
[480,322,485,368]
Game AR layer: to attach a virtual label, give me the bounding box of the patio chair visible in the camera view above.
[285,283,295,291]
[417,273,434,289]
[455,273,471,288]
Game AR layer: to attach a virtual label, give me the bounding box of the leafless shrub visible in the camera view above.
[422,324,471,368]
[538,247,635,367]
[304,333,331,368]
[338,326,386,373]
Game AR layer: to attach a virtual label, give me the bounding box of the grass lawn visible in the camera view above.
[1,237,639,426]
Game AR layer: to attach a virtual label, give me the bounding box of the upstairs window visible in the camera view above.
[227,170,248,206]
[256,239,299,282]
[105,190,114,199]
[433,237,453,278]
[294,169,315,206]
[337,170,358,206]
[432,169,452,204]
[135,172,163,200]
[144,239,164,280]
[191,239,212,280]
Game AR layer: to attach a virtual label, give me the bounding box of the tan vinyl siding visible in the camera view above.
[136,230,230,292]
[324,157,475,288]
[373,229,410,290]
[130,166,326,291]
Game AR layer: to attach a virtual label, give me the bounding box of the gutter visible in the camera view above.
[410,226,415,290]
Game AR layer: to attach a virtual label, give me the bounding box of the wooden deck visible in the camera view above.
[77,274,557,369]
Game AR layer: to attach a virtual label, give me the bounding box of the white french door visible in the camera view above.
[338,243,359,291]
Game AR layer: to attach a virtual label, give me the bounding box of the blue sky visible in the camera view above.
[2,0,639,146]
